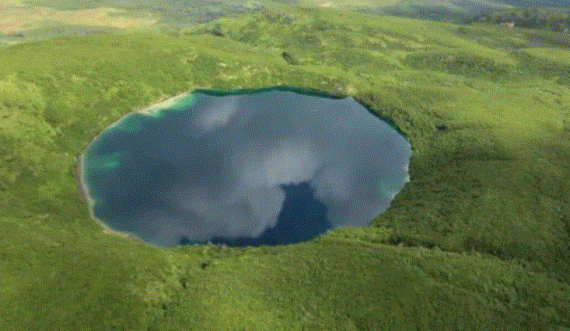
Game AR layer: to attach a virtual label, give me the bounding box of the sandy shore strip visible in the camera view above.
[75,154,90,203]
[137,92,191,116]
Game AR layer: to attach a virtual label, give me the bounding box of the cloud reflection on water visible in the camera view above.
[83,89,411,247]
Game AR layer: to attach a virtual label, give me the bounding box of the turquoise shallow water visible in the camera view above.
[82,88,411,247]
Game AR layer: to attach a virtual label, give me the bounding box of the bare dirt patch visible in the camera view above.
[0,0,23,10]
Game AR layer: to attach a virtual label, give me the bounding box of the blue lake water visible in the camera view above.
[81,88,411,247]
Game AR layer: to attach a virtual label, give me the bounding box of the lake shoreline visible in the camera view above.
[137,92,191,116]
[74,90,194,206]
[77,89,410,247]
[75,145,146,244]
[73,90,201,245]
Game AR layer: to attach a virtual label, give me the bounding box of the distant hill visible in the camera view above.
[470,7,570,32]
[24,0,263,25]
[20,0,570,25]
[374,0,570,22]
[499,0,570,8]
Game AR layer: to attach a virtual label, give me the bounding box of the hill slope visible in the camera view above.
[1,8,570,330]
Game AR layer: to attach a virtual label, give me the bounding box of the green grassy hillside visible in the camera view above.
[1,7,570,330]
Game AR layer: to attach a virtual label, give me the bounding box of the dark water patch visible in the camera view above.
[209,181,330,246]
[81,88,411,247]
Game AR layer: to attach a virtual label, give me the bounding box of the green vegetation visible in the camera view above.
[1,4,570,330]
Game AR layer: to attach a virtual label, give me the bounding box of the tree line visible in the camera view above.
[471,8,570,33]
